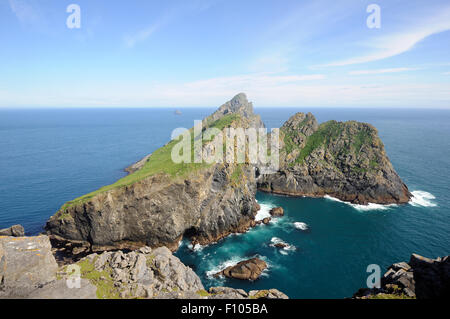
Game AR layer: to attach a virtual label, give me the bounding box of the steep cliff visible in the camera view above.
[46,93,263,254]
[257,112,411,204]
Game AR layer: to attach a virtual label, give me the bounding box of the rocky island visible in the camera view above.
[258,112,411,204]
[45,93,411,257]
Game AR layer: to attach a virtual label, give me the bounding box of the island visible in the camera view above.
[45,93,411,258]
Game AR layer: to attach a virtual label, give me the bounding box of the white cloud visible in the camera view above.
[322,7,450,67]
[3,72,450,108]
[124,24,160,48]
[348,68,418,75]
[8,0,40,25]
[124,1,217,48]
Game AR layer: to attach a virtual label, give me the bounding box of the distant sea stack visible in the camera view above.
[45,93,410,255]
[257,112,411,205]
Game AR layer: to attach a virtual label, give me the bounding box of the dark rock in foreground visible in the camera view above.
[215,257,267,281]
[353,253,450,299]
[0,224,25,237]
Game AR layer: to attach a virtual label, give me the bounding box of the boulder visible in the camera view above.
[262,217,271,225]
[269,207,284,217]
[0,235,58,297]
[0,224,25,237]
[215,258,267,281]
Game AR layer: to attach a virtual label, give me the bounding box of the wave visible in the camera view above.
[293,222,309,231]
[409,190,437,207]
[255,203,275,221]
[324,195,397,211]
[187,243,205,252]
[269,237,296,254]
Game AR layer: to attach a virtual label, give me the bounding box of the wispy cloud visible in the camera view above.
[322,6,450,67]
[8,0,40,25]
[348,68,418,75]
[124,23,161,48]
[124,1,217,48]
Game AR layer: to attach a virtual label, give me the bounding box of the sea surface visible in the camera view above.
[0,107,449,298]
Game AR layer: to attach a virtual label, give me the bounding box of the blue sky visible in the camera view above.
[0,0,449,108]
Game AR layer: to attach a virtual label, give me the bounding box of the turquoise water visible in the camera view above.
[0,107,449,298]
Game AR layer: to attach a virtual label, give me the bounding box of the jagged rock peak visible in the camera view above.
[282,112,318,137]
[210,93,253,120]
[206,93,264,128]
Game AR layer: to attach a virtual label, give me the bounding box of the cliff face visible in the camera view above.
[257,112,411,204]
[46,93,263,254]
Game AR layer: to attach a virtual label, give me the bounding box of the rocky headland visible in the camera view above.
[45,93,264,256]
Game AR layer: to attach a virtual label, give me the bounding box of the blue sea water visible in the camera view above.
[0,107,449,298]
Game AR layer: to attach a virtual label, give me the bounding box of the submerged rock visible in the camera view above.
[215,257,267,281]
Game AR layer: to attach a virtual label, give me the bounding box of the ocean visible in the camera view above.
[0,107,449,298]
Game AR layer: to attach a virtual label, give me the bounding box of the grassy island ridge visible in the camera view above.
[59,113,243,212]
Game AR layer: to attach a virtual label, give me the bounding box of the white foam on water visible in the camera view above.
[187,243,205,252]
[255,203,275,221]
[409,190,437,207]
[293,222,309,231]
[269,237,296,253]
[324,195,397,211]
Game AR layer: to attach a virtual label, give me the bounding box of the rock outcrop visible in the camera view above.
[353,253,450,299]
[0,235,97,298]
[0,235,287,299]
[0,224,25,237]
[257,112,411,204]
[45,93,264,254]
[215,257,267,281]
[269,207,284,217]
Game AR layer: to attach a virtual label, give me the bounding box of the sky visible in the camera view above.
[0,0,449,108]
